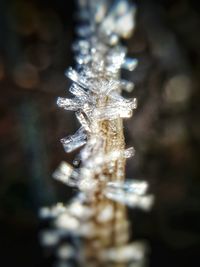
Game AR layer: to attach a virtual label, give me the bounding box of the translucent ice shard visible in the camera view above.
[52,162,79,187]
[57,97,81,111]
[110,92,137,109]
[122,58,138,71]
[72,40,90,53]
[104,179,154,210]
[75,111,91,132]
[66,67,103,93]
[93,94,137,120]
[106,191,154,210]
[75,25,94,37]
[75,54,91,65]
[78,176,99,192]
[114,97,137,110]
[92,79,120,95]
[105,147,135,163]
[106,32,119,45]
[39,203,66,219]
[56,244,75,260]
[101,241,146,262]
[55,209,97,238]
[94,105,133,120]
[106,47,126,73]
[60,127,87,153]
[100,0,136,39]
[69,83,89,100]
[111,0,130,17]
[80,137,104,162]
[65,67,88,88]
[67,200,93,219]
[124,147,135,158]
[106,180,148,196]
[79,221,97,238]
[120,79,135,92]
[97,204,114,223]
[94,0,108,23]
[115,8,136,38]
[40,229,60,246]
[55,212,80,231]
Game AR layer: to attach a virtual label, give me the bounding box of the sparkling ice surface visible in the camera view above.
[40,1,154,266]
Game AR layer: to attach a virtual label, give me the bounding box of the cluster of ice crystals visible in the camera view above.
[40,1,154,266]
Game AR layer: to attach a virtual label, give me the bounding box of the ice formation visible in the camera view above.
[40,1,154,266]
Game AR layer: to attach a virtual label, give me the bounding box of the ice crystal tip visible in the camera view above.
[78,176,99,192]
[55,212,80,231]
[68,201,93,219]
[75,54,91,65]
[94,106,133,120]
[39,207,50,219]
[72,40,90,52]
[75,111,91,132]
[104,180,153,210]
[69,84,88,99]
[106,180,148,196]
[123,58,138,71]
[94,0,107,23]
[56,244,75,260]
[39,203,67,219]
[65,67,79,83]
[124,147,135,158]
[52,162,74,185]
[101,242,146,262]
[60,127,87,153]
[100,0,136,39]
[105,147,135,162]
[57,97,81,111]
[97,204,114,223]
[128,98,137,109]
[65,67,88,89]
[107,33,119,45]
[40,230,60,246]
[139,194,155,210]
[120,79,135,92]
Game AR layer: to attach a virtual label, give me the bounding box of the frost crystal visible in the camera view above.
[52,162,79,186]
[60,127,87,153]
[40,1,154,266]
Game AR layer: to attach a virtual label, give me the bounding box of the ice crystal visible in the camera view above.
[60,127,87,153]
[40,1,154,266]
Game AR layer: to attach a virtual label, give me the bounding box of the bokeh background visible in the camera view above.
[0,0,200,266]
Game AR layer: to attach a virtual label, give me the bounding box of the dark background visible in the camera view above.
[0,0,200,266]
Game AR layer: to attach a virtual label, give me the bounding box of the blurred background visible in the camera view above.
[0,0,200,266]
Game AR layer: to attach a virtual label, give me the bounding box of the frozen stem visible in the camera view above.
[40,1,154,267]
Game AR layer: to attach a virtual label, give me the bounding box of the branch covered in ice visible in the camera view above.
[40,1,154,266]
